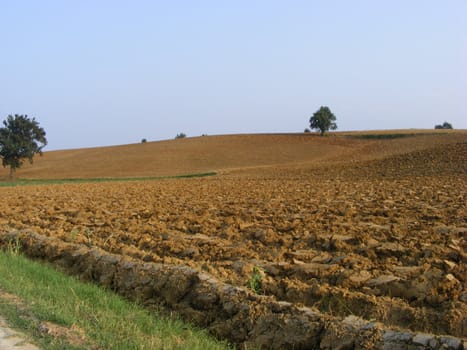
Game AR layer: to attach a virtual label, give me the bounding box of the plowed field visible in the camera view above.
[1,132,466,341]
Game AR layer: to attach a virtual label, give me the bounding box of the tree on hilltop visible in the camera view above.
[309,106,337,136]
[0,114,47,180]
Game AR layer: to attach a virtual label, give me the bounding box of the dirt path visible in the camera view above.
[0,317,40,350]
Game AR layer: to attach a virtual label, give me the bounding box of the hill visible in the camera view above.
[0,130,465,180]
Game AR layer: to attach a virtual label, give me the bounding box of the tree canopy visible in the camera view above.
[434,121,453,130]
[309,106,337,136]
[0,114,47,179]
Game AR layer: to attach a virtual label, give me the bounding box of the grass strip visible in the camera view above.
[0,171,217,187]
[345,133,417,139]
[342,132,444,140]
[0,250,232,350]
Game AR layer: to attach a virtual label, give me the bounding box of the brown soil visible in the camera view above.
[0,130,464,179]
[0,131,466,347]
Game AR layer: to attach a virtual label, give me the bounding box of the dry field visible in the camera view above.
[1,131,466,346]
[1,129,463,179]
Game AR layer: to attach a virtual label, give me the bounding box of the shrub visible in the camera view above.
[435,122,453,129]
[247,266,263,294]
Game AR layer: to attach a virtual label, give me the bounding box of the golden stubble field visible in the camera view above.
[1,131,466,341]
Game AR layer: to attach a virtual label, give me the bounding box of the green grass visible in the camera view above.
[246,267,263,295]
[0,250,232,350]
[343,132,445,140]
[0,171,217,187]
[345,133,418,140]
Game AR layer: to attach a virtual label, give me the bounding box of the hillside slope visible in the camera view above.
[1,131,465,179]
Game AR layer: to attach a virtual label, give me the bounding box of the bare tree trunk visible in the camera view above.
[9,166,15,181]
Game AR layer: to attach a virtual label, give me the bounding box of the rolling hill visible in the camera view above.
[1,130,465,180]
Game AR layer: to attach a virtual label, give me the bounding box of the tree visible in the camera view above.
[435,121,453,130]
[0,115,47,180]
[175,132,186,139]
[309,106,337,136]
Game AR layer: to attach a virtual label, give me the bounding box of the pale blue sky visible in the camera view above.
[1,1,466,150]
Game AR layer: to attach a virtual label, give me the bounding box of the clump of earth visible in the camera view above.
[1,139,466,344]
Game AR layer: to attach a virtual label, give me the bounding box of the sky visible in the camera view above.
[1,1,466,150]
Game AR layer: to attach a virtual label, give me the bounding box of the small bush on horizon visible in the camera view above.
[435,121,453,129]
[175,133,187,139]
[141,138,147,143]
